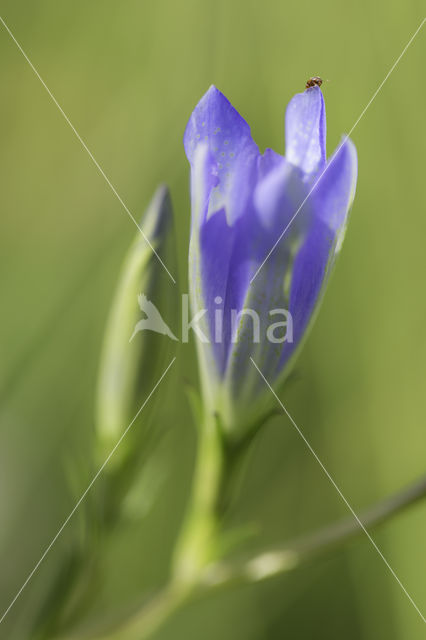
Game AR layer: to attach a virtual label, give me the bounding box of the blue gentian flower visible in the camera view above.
[185,85,357,435]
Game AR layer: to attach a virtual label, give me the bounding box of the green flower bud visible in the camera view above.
[95,185,178,468]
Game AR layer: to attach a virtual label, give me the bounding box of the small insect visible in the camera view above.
[305,76,323,89]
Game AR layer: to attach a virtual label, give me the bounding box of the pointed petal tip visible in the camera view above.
[184,84,256,167]
[341,134,358,162]
[313,134,358,236]
[285,85,326,174]
[200,84,220,103]
[200,84,235,113]
[295,84,325,106]
[304,85,324,96]
[332,135,358,184]
[338,135,358,206]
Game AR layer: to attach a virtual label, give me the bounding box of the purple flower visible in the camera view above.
[185,85,357,433]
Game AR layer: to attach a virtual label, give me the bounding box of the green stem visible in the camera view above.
[74,411,225,640]
[202,473,426,586]
[56,387,426,640]
[97,585,191,640]
[59,471,426,640]
[171,410,224,584]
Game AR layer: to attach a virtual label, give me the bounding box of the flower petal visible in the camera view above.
[224,167,313,398]
[184,85,256,164]
[313,136,358,245]
[277,136,358,374]
[199,210,237,373]
[184,85,259,224]
[254,157,305,229]
[285,86,326,175]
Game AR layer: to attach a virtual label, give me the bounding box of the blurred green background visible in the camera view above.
[0,1,425,638]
